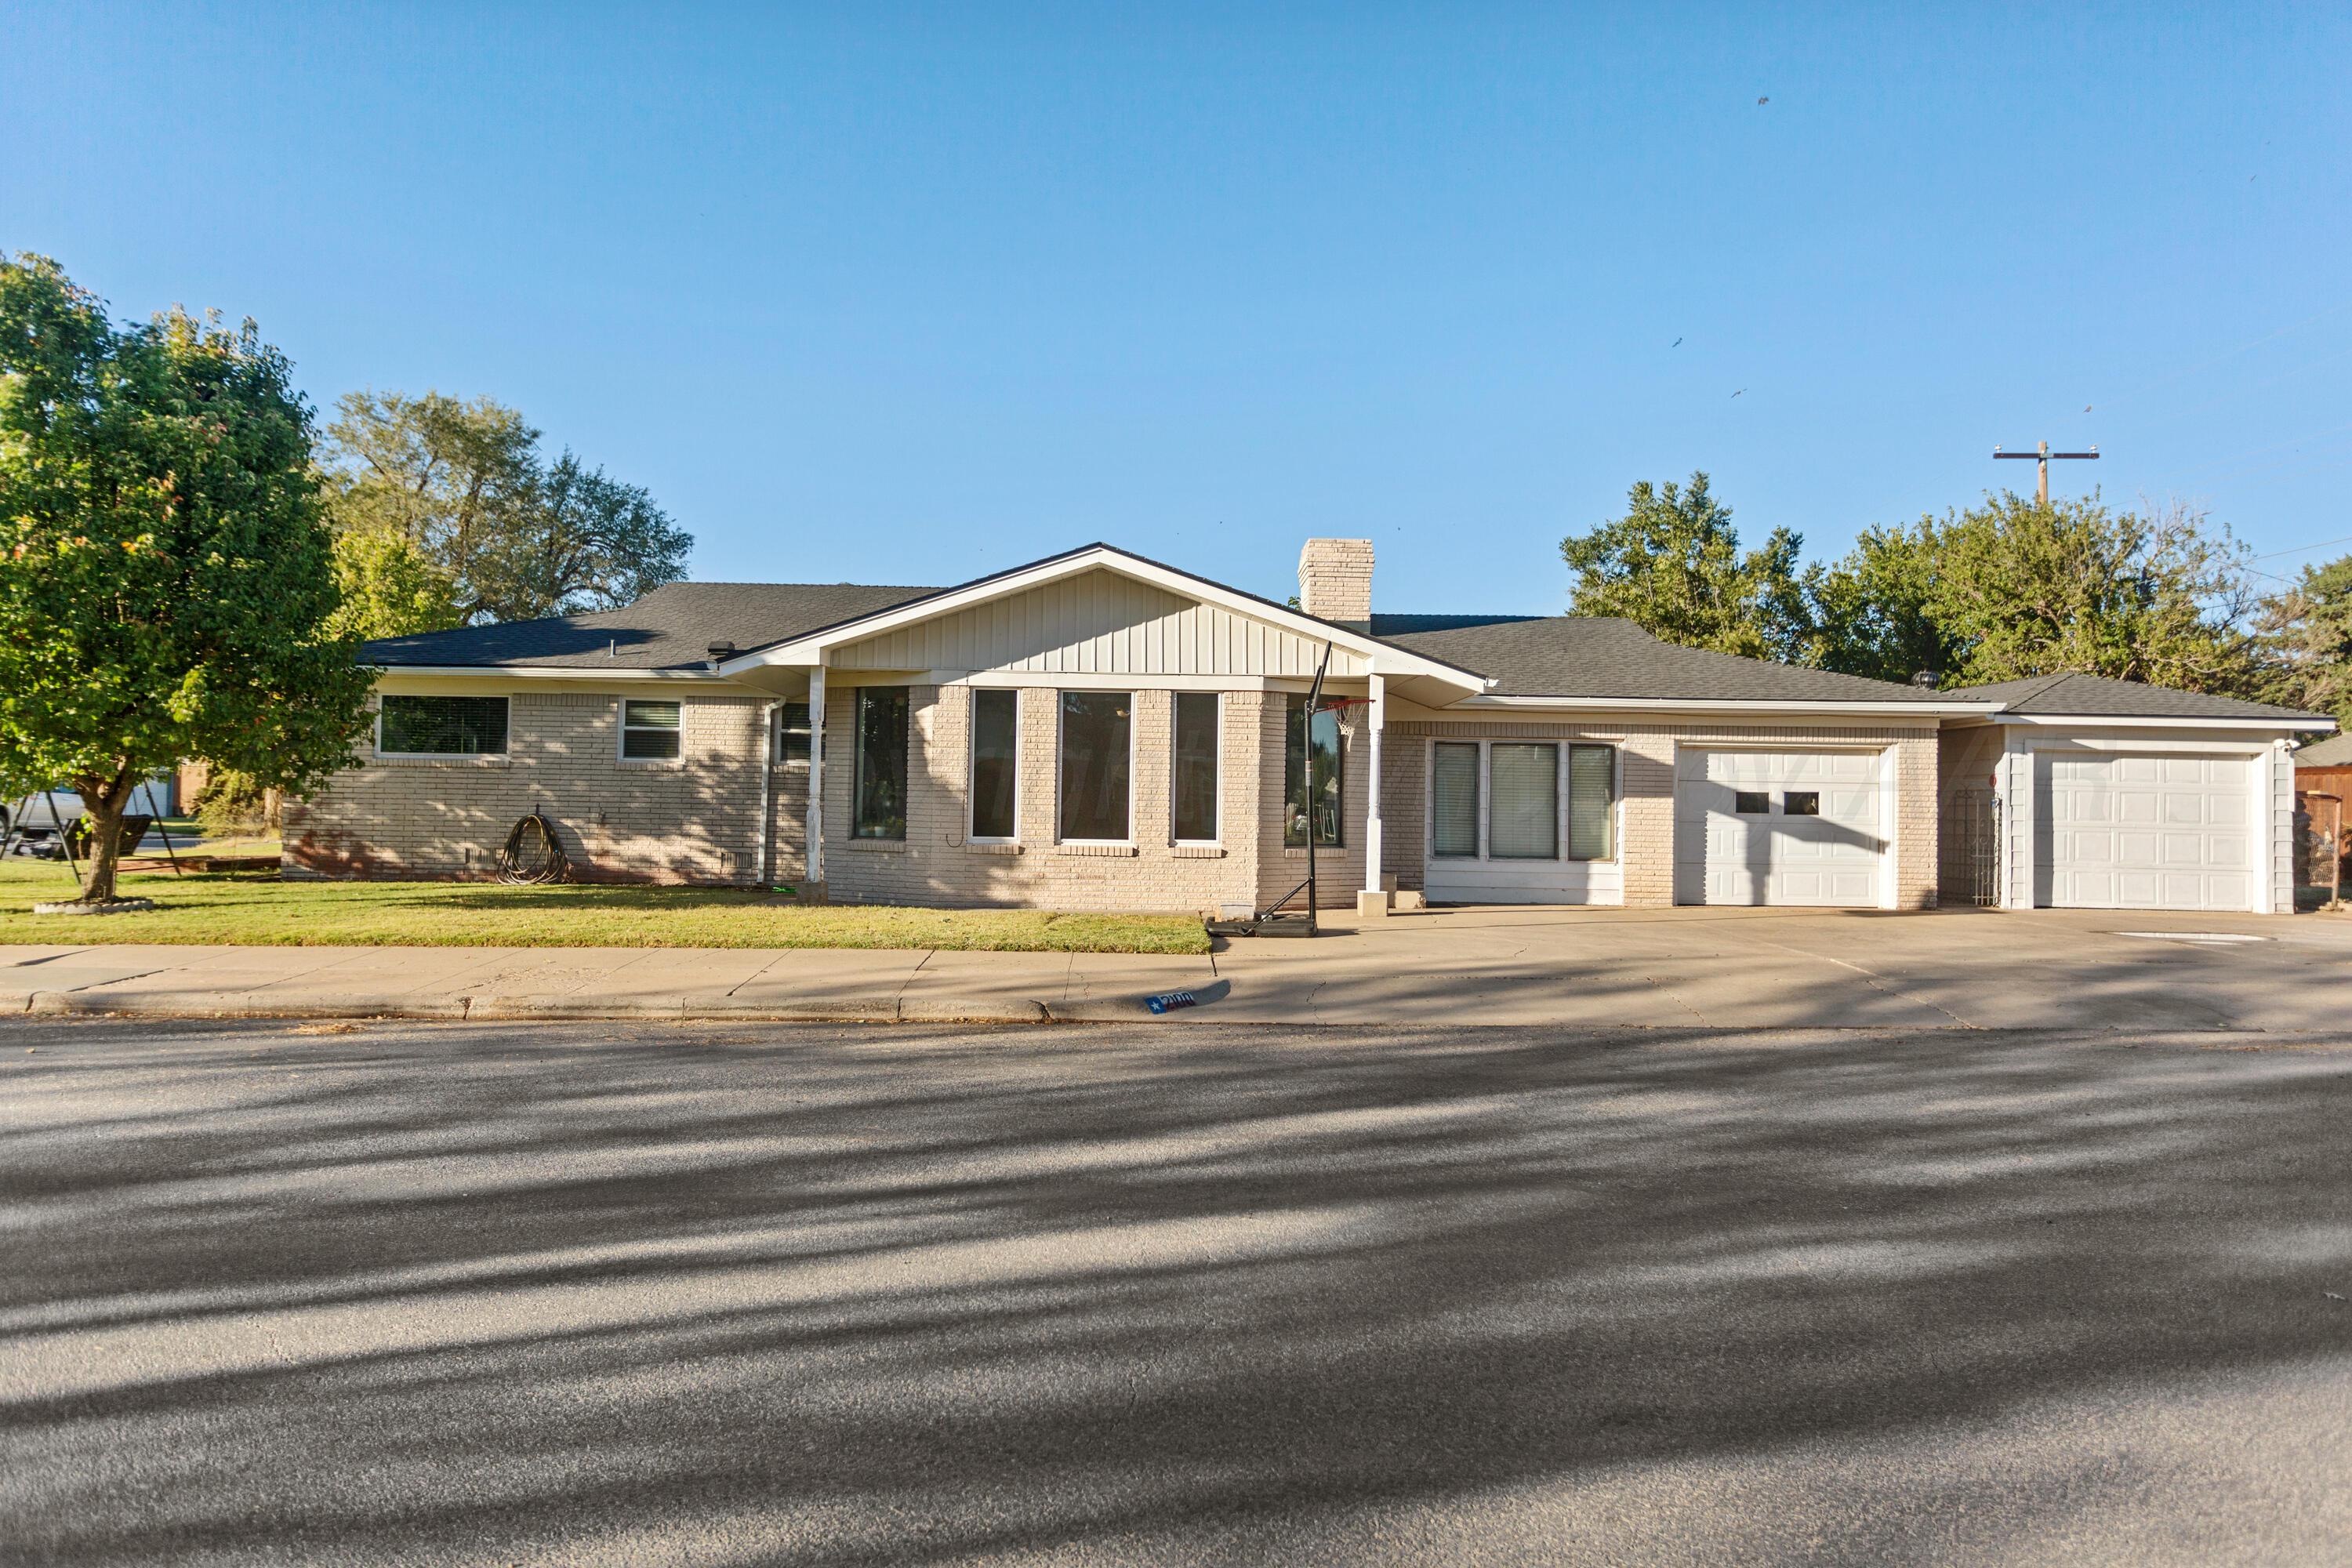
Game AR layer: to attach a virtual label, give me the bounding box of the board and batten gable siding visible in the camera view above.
[830,568,1369,680]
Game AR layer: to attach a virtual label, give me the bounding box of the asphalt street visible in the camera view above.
[2,1018,2349,1566]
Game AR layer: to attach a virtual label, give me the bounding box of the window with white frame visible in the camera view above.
[1431,742,1480,857]
[620,699,682,760]
[378,695,509,757]
[1567,744,1615,858]
[970,688,1020,840]
[1058,691,1131,841]
[774,701,811,764]
[1171,692,1219,842]
[1428,739,1617,862]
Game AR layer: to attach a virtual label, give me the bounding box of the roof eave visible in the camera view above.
[1442,694,2002,716]
[1985,711,2336,731]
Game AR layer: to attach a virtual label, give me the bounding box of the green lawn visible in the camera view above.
[0,860,1211,954]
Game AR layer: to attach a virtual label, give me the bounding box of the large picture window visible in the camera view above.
[1490,743,1558,859]
[1172,692,1219,842]
[378,695,507,757]
[1431,742,1479,858]
[1428,739,1617,862]
[853,688,909,840]
[1283,694,1344,848]
[1058,691,1131,842]
[620,699,682,760]
[970,688,1019,840]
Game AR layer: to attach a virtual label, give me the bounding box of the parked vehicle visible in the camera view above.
[5,777,176,844]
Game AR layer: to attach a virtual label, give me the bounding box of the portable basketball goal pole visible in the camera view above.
[1261,641,1345,935]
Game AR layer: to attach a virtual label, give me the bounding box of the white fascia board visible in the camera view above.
[1441,694,2004,717]
[370,664,748,687]
[717,545,1487,691]
[1986,713,2336,733]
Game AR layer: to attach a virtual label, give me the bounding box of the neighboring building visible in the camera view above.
[2292,731,2352,800]
[286,539,2334,916]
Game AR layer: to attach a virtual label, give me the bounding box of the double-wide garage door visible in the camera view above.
[1675,750,1887,906]
[2037,753,2254,911]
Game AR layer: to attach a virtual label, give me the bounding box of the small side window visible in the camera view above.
[1734,790,1770,815]
[622,699,683,760]
[1784,791,1820,817]
[775,702,811,763]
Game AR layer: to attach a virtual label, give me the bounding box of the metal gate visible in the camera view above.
[2297,791,2343,905]
[1943,789,2002,908]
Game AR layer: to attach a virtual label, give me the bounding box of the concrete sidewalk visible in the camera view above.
[5,904,2350,1029]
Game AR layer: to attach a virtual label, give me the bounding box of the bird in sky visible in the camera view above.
[2084,405,2092,412]
[1757,96,1769,105]
[1671,336,1682,347]
[1731,388,1745,398]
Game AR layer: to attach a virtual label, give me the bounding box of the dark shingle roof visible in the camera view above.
[1942,671,2332,724]
[360,581,941,670]
[1368,612,1547,636]
[1380,616,1956,702]
[2294,732,2352,765]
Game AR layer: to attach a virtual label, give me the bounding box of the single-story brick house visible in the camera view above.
[288,539,2334,915]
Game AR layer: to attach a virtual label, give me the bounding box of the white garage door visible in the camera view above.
[1674,750,1887,906]
[2038,753,2254,911]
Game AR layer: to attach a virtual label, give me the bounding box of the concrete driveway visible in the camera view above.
[3,1017,2349,1564]
[6,905,2350,1029]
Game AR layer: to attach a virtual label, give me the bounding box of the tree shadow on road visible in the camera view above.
[2,1018,2347,1564]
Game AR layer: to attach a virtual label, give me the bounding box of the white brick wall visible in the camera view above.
[289,691,771,884]
[816,684,1270,914]
[1384,717,1942,909]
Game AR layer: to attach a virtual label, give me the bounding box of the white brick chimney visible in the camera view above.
[1298,538,1374,630]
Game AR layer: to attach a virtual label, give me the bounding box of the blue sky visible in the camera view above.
[6,3,2348,613]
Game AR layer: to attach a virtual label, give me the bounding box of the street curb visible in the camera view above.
[9,991,1095,1025]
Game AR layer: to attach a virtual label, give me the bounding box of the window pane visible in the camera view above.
[1489,743,1558,859]
[1735,791,1770,815]
[622,699,682,760]
[1432,742,1480,857]
[379,695,507,756]
[1784,790,1820,817]
[971,688,1018,839]
[777,701,811,763]
[1172,692,1219,841]
[1569,744,1614,860]
[1283,695,1343,847]
[853,688,908,840]
[1058,691,1131,840]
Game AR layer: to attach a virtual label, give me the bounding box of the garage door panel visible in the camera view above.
[1673,749,1887,907]
[2036,751,2256,911]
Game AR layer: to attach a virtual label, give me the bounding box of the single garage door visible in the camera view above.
[1675,750,1887,906]
[2037,753,2254,910]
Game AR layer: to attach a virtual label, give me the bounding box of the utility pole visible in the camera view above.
[1994,440,2098,506]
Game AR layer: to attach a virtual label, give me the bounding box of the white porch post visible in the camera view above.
[806,665,826,892]
[1361,673,1388,911]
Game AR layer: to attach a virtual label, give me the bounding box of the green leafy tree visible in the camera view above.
[325,525,463,641]
[1809,517,1959,684]
[1918,494,2263,692]
[1560,472,1817,662]
[2256,554,2352,727]
[0,255,373,903]
[321,390,690,623]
